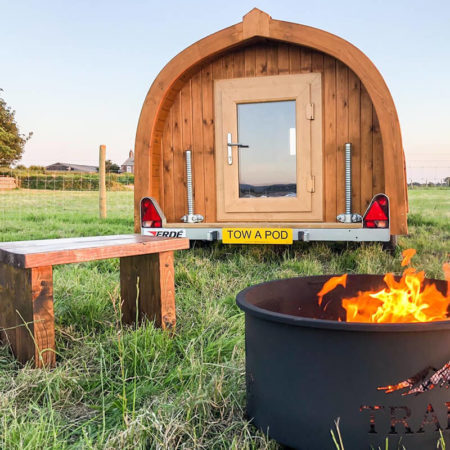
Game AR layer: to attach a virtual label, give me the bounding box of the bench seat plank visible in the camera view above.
[0,234,189,268]
[0,234,135,249]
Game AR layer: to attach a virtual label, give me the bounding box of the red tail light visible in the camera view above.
[363,194,389,229]
[141,197,162,228]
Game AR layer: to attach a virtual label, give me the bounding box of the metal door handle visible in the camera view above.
[227,133,249,165]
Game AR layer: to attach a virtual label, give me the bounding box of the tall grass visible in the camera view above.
[0,188,448,448]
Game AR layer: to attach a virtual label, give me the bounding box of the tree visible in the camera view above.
[0,89,32,167]
[105,159,120,173]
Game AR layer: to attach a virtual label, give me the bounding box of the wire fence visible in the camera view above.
[0,162,448,229]
[406,160,450,187]
[0,170,135,228]
[0,168,134,191]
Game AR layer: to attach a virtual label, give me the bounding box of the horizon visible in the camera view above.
[2,0,449,182]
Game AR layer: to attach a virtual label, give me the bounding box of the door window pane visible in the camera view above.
[237,100,296,198]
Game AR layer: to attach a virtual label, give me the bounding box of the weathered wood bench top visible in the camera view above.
[0,234,189,268]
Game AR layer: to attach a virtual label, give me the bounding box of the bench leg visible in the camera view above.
[0,263,56,368]
[119,251,176,330]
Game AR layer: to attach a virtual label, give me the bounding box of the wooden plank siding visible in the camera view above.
[348,70,361,214]
[360,85,374,211]
[323,55,337,222]
[336,61,349,218]
[159,41,385,223]
[172,94,185,220]
[162,107,174,220]
[191,71,205,219]
[372,107,385,195]
[201,64,216,222]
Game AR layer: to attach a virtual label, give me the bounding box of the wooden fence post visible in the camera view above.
[99,145,106,219]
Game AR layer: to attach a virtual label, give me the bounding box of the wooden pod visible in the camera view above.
[134,9,407,235]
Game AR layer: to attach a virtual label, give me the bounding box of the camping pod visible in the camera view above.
[135,9,408,244]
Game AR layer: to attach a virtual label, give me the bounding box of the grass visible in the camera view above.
[0,190,133,241]
[0,188,449,449]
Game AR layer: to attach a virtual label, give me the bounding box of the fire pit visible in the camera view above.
[236,274,450,449]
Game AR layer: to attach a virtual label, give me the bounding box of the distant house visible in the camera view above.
[120,150,134,174]
[46,163,98,173]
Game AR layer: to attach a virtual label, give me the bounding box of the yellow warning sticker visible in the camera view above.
[222,228,293,245]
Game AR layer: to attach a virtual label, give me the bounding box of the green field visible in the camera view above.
[0,188,448,449]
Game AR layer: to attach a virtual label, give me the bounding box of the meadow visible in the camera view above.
[0,188,448,449]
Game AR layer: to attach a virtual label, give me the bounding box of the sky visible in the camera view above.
[238,101,297,186]
[1,0,449,181]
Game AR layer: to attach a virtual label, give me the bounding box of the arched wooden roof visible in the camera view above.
[135,8,407,234]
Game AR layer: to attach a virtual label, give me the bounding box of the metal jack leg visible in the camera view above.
[181,150,204,223]
[337,143,362,223]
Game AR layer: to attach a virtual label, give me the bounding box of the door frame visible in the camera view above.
[214,73,323,222]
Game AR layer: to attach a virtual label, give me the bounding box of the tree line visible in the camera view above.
[0,89,32,166]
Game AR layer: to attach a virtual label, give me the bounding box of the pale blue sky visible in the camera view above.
[1,0,449,180]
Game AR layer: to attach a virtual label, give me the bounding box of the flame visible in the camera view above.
[444,263,450,296]
[317,274,347,306]
[401,248,416,266]
[317,249,450,323]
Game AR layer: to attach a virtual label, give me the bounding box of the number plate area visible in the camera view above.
[222,228,293,244]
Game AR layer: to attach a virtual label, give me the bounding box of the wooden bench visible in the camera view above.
[0,234,189,367]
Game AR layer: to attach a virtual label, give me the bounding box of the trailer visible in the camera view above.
[135,9,408,245]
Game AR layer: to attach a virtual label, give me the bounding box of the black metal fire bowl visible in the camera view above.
[236,274,450,450]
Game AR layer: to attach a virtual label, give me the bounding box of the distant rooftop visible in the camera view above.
[46,162,98,173]
[120,150,134,173]
[121,150,134,167]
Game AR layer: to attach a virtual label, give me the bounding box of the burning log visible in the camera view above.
[379,361,450,395]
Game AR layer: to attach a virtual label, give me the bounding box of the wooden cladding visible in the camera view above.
[157,41,384,223]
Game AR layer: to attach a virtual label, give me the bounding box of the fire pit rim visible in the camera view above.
[236,274,450,333]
